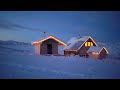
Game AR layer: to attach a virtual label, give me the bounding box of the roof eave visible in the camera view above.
[76,36,98,52]
[99,47,109,54]
[32,36,67,46]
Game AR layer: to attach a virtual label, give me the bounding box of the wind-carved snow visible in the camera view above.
[0,40,120,79]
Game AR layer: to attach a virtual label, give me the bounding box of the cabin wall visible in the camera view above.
[98,49,107,60]
[40,39,58,54]
[40,43,46,54]
[64,51,77,56]
[78,44,90,56]
[34,44,40,55]
[88,52,99,59]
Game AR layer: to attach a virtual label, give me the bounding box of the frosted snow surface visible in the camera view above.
[1,54,120,79]
[0,41,120,79]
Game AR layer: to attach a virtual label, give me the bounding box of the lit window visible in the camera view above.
[91,42,93,46]
[88,42,91,46]
[85,42,93,47]
[85,42,87,47]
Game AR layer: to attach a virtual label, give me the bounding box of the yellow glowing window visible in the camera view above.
[91,42,93,46]
[88,42,91,46]
[85,42,93,47]
[85,42,87,47]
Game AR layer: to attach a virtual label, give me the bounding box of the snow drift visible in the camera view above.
[0,40,120,79]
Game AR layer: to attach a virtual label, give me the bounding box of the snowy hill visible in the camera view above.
[0,40,33,55]
[0,40,30,45]
[0,40,120,79]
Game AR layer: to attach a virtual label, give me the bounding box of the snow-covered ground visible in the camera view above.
[0,41,120,79]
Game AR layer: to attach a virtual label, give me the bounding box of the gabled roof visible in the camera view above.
[32,36,67,46]
[87,46,109,54]
[63,36,98,51]
[69,41,85,50]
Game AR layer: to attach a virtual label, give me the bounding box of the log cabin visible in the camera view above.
[32,36,67,55]
[63,36,109,59]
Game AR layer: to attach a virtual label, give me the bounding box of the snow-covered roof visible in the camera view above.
[63,36,89,50]
[87,46,103,53]
[67,36,89,44]
[87,46,109,54]
[32,36,67,46]
[63,36,97,51]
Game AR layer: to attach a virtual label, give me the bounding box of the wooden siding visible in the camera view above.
[34,44,40,55]
[98,49,107,60]
[40,39,58,54]
[78,45,90,55]
[64,51,77,56]
[88,49,107,60]
[88,52,99,59]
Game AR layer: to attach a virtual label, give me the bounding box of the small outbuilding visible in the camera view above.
[87,46,109,60]
[32,36,67,55]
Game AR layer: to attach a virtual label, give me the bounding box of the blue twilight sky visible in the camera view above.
[0,11,120,43]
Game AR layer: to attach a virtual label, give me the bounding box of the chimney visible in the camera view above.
[43,32,46,37]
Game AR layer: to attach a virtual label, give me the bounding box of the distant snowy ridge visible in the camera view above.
[0,40,31,45]
[0,45,30,52]
[0,40,34,55]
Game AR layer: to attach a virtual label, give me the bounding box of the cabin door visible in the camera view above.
[47,44,52,54]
